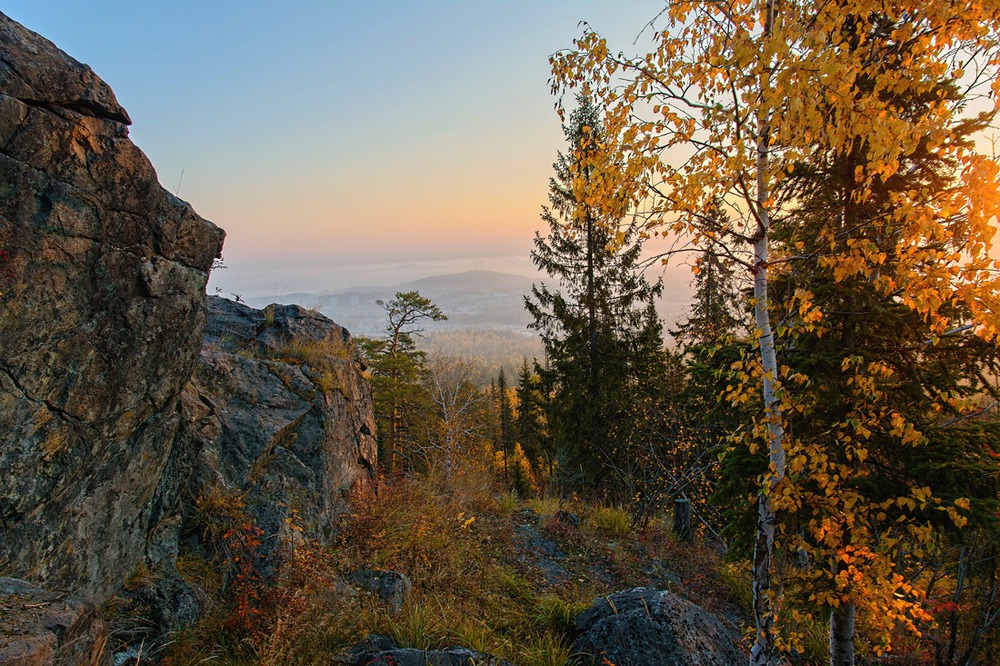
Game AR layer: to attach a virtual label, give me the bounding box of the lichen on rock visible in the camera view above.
[0,10,224,602]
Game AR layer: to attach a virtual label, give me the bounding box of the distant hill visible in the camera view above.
[245,267,692,356]
[245,270,541,338]
[403,270,536,293]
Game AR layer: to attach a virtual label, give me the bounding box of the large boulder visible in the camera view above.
[0,12,224,600]
[573,587,745,665]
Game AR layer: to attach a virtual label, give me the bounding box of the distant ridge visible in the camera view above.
[243,266,690,343]
[401,269,536,293]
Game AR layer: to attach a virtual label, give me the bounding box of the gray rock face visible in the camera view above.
[573,587,745,666]
[105,298,377,651]
[0,578,109,666]
[344,568,412,615]
[0,12,224,601]
[514,522,570,585]
[168,296,376,559]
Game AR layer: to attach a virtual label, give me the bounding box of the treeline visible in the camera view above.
[423,328,542,386]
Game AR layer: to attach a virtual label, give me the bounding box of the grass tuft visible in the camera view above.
[588,505,632,540]
[519,630,580,666]
[497,490,520,514]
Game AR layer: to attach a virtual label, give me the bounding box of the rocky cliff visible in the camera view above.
[0,11,224,601]
[0,10,376,625]
[167,296,377,565]
[117,297,377,644]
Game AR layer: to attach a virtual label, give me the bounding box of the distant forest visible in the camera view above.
[422,327,544,386]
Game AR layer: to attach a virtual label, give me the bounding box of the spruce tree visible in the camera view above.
[772,62,1000,657]
[495,368,515,486]
[525,94,665,498]
[514,357,545,470]
[672,200,744,348]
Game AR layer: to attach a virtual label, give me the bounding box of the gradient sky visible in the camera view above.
[5,1,676,297]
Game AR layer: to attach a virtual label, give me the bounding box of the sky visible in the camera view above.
[4,1,677,298]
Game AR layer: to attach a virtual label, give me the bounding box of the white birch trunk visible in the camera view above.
[830,604,856,666]
[749,1,787,663]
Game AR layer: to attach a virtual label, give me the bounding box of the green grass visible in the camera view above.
[497,489,520,514]
[519,631,580,666]
[385,603,445,650]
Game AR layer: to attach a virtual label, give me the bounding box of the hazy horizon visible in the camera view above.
[215,251,696,302]
[3,2,672,300]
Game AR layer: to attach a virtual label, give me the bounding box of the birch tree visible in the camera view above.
[551,2,1000,662]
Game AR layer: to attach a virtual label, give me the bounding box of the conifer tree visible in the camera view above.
[495,368,515,486]
[525,93,666,498]
[766,26,1000,655]
[672,202,745,349]
[552,2,1000,660]
[360,291,446,474]
[514,357,545,471]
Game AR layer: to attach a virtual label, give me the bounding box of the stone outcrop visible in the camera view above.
[573,587,745,665]
[99,297,378,656]
[0,12,224,601]
[337,635,514,666]
[172,296,377,557]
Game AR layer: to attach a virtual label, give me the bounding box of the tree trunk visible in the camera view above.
[749,1,786,663]
[673,498,692,541]
[387,404,398,474]
[586,208,599,401]
[830,604,856,666]
[387,337,400,475]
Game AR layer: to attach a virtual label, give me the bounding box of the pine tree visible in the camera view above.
[359,291,446,474]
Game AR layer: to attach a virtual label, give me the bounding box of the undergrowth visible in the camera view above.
[159,468,741,665]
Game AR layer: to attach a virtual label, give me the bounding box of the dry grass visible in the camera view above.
[271,336,354,369]
[586,505,633,541]
[161,472,745,665]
